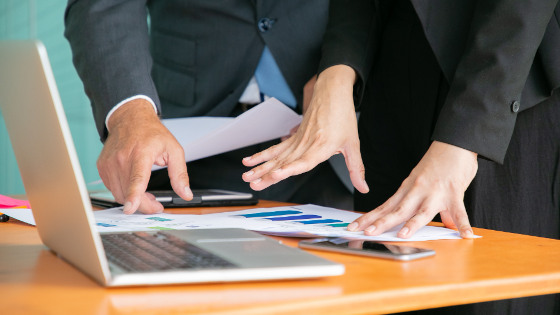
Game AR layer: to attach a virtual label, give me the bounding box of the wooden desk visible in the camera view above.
[1,201,559,314]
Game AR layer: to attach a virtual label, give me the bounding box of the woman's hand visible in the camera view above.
[242,65,369,194]
[348,141,478,239]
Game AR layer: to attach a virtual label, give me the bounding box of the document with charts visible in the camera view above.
[91,204,478,242]
[3,204,479,241]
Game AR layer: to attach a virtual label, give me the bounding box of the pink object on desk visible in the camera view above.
[0,194,31,209]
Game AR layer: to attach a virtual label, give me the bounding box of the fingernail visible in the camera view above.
[185,186,193,199]
[347,222,359,231]
[243,156,251,161]
[123,201,133,214]
[244,170,254,177]
[464,229,474,239]
[251,178,262,184]
[399,227,409,237]
[364,225,376,234]
[272,168,282,173]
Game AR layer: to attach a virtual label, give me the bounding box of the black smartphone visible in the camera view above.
[299,237,435,261]
[90,189,258,208]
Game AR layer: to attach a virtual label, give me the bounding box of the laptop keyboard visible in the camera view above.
[101,231,237,272]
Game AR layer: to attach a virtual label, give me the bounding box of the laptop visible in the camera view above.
[0,40,344,287]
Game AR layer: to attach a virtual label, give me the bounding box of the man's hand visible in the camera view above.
[98,98,193,214]
[242,65,369,193]
[347,141,478,239]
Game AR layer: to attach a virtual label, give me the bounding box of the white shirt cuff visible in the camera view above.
[105,95,158,131]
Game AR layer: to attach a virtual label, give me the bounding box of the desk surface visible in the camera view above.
[2,200,559,315]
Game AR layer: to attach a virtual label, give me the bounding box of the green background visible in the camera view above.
[1,0,103,195]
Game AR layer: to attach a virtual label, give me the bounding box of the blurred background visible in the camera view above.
[0,0,103,195]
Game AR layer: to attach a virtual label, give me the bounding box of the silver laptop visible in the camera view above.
[0,40,344,287]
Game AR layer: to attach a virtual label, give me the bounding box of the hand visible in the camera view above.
[98,98,193,214]
[347,141,478,239]
[242,65,369,193]
[281,75,317,141]
[302,74,317,115]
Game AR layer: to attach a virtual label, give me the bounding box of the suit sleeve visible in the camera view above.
[432,0,559,163]
[318,0,383,108]
[64,0,161,141]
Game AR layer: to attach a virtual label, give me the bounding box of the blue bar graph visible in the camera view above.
[266,215,322,221]
[97,223,117,227]
[238,210,302,218]
[296,219,343,225]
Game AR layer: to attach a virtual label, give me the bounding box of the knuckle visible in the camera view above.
[114,151,129,166]
[129,173,145,186]
[374,217,388,227]
[393,206,408,216]
[411,176,428,189]
[415,206,432,217]
[269,170,285,181]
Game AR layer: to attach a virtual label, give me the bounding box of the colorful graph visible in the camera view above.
[266,215,321,221]
[97,223,117,227]
[148,226,175,230]
[146,217,173,222]
[238,210,301,218]
[235,209,350,228]
[296,219,342,225]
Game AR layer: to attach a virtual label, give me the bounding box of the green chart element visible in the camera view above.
[327,223,350,228]
[148,226,175,231]
[146,217,173,222]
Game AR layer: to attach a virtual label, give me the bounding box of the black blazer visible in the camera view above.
[320,0,560,163]
[64,0,328,141]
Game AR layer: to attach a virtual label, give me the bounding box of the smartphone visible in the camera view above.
[90,189,257,208]
[299,237,435,261]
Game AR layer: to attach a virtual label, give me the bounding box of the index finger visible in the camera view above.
[123,155,154,214]
[167,146,193,202]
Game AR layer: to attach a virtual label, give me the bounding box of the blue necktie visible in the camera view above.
[255,46,297,108]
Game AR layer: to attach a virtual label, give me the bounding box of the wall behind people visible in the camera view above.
[0,0,102,194]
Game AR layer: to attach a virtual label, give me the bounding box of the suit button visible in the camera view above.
[258,18,276,33]
[511,101,520,113]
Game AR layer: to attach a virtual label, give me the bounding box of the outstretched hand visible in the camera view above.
[348,141,478,239]
[242,65,369,194]
[97,98,193,215]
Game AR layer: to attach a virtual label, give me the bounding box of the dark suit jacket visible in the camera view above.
[320,0,560,163]
[64,0,328,141]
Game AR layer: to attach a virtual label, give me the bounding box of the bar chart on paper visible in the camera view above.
[221,206,360,237]
[235,209,350,227]
[84,204,471,241]
[208,205,471,241]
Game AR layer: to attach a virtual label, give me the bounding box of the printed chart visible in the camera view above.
[88,204,474,241]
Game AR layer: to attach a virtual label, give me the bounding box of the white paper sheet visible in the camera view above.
[156,98,301,169]
[1,208,36,225]
[4,205,480,241]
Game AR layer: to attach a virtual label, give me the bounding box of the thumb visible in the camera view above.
[342,144,369,194]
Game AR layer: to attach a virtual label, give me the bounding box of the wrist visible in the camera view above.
[318,64,356,87]
[314,65,356,108]
[107,98,160,134]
